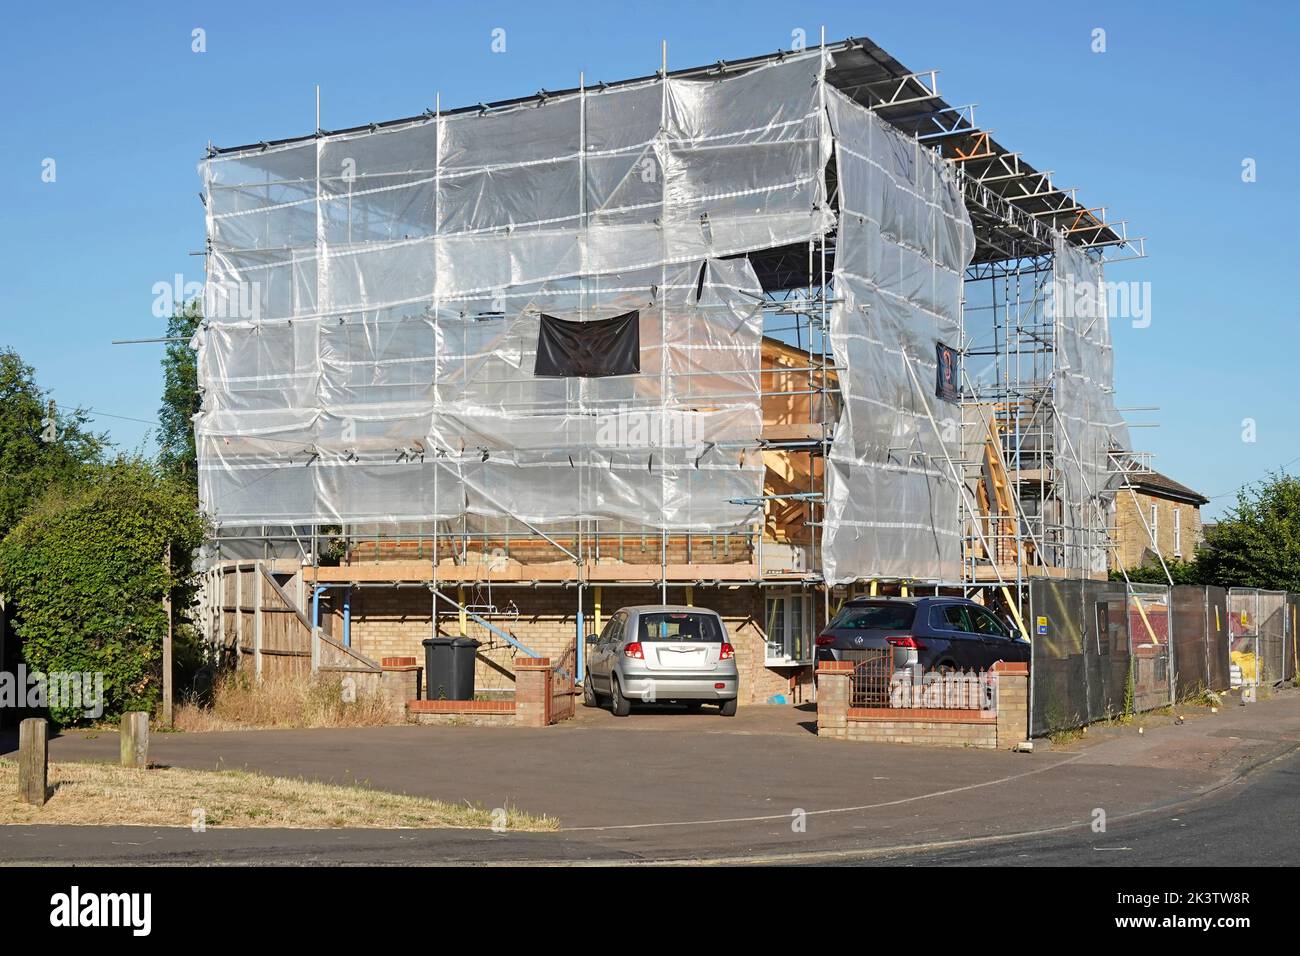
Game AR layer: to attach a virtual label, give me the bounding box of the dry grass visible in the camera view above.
[174,671,396,731]
[0,759,557,830]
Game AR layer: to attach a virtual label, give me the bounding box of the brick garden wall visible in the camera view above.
[816,661,1029,749]
[841,710,997,748]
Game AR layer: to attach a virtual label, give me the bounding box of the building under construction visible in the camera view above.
[195,34,1145,704]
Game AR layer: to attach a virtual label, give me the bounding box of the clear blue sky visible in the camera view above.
[1,0,1296,519]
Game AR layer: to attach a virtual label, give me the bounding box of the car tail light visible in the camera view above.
[719,642,735,660]
[887,635,926,650]
[714,682,726,689]
[815,634,836,647]
[623,642,644,660]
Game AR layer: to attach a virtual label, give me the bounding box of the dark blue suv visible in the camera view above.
[814,596,1029,673]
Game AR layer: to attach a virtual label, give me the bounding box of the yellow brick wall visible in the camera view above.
[1112,492,1203,571]
[338,584,810,704]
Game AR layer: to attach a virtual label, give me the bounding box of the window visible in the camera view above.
[637,612,723,642]
[828,603,916,631]
[603,614,626,645]
[968,606,1011,638]
[764,590,813,664]
[934,605,972,632]
[1174,507,1182,557]
[1149,503,1159,547]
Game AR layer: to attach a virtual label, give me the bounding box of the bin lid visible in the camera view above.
[451,637,482,649]
[422,637,456,647]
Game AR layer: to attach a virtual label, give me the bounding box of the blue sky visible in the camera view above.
[1,0,1296,518]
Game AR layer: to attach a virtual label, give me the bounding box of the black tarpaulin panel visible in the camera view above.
[534,310,641,377]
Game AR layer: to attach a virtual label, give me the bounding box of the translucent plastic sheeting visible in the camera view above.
[1051,237,1131,573]
[820,88,975,583]
[201,52,831,319]
[197,52,833,531]
[197,259,767,529]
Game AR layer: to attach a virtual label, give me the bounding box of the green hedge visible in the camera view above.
[0,459,206,723]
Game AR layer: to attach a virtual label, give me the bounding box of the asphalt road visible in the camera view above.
[853,748,1300,867]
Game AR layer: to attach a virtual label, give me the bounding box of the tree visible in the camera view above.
[0,348,106,540]
[157,300,203,492]
[1197,472,1300,591]
[0,457,207,723]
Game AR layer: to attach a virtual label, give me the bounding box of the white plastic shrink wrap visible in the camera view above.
[820,88,975,583]
[198,54,830,533]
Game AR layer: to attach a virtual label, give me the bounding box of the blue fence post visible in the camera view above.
[343,586,352,648]
[577,610,584,684]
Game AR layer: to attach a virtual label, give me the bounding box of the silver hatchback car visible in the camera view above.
[582,605,739,716]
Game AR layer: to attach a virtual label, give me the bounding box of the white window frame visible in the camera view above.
[1173,507,1182,557]
[1149,502,1159,548]
[764,588,813,665]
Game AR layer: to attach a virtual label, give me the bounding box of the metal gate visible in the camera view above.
[1127,583,1171,712]
[1228,588,1261,689]
[1170,585,1231,698]
[549,644,576,723]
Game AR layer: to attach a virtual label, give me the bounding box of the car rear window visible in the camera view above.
[829,603,916,630]
[638,612,724,642]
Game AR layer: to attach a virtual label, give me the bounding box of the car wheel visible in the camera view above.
[582,673,599,708]
[610,677,632,717]
[719,698,738,717]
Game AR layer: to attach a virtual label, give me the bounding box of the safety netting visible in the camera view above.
[196,49,977,580]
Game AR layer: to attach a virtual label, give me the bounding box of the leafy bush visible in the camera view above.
[0,458,206,723]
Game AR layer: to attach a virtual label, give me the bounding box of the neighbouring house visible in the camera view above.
[1111,468,1209,571]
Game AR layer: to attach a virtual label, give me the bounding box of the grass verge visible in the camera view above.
[0,759,557,830]
[174,672,395,731]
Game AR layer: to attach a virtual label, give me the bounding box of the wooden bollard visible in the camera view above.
[18,717,48,805]
[120,711,150,769]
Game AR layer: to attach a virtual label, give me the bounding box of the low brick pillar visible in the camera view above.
[380,657,422,719]
[816,661,853,738]
[515,657,552,728]
[992,661,1029,748]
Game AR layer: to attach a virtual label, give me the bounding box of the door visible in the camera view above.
[589,615,620,690]
[966,604,1026,667]
[603,613,629,691]
[929,604,981,670]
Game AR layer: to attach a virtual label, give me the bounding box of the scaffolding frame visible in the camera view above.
[199,32,1147,661]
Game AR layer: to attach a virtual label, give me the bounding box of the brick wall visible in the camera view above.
[340,583,808,704]
[1112,492,1203,570]
[842,712,997,748]
[817,661,1029,749]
